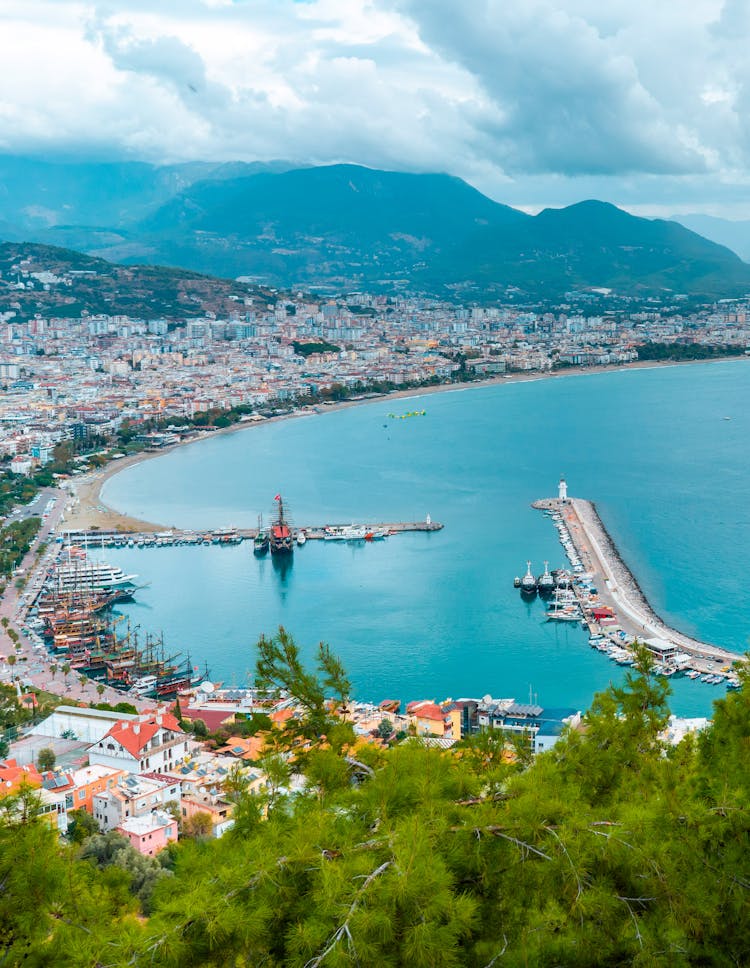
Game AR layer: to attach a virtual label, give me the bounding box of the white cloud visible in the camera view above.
[0,0,749,213]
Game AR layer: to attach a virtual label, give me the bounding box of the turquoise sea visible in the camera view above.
[100,360,750,718]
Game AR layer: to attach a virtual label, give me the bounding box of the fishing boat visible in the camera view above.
[253,515,269,555]
[270,495,294,555]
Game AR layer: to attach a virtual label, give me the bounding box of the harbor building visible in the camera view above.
[475,699,581,754]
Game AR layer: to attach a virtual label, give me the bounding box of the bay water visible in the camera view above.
[100,360,750,717]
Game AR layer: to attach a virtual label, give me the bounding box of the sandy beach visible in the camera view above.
[63,356,749,534]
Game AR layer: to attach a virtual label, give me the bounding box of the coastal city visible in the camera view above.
[1,258,743,848]
[6,0,750,958]
[1,247,750,480]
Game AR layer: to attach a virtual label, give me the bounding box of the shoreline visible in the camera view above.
[64,354,749,533]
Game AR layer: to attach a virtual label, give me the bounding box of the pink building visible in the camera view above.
[116,810,178,856]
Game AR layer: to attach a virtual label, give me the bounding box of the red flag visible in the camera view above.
[274,494,281,501]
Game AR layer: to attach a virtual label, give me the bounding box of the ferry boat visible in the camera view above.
[52,560,137,593]
[269,495,294,555]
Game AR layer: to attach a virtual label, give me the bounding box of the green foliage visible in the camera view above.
[637,341,747,362]
[67,807,100,844]
[37,747,56,772]
[254,627,350,746]
[80,830,172,915]
[292,339,341,357]
[6,644,750,965]
[0,516,41,577]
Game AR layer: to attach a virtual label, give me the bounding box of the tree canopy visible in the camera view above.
[2,634,750,966]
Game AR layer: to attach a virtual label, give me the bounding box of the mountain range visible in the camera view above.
[1,155,749,299]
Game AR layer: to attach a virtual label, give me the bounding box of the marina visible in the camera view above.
[525,478,743,686]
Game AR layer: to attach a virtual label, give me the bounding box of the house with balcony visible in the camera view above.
[87,713,187,774]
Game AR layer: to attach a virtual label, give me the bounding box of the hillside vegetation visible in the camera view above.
[3,634,750,966]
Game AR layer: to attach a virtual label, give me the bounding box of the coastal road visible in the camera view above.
[0,487,160,712]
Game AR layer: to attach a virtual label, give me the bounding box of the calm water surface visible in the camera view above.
[100,360,750,717]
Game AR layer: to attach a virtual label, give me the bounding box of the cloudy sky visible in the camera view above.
[1,0,750,215]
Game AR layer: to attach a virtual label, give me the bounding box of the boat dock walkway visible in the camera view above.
[60,520,443,546]
[532,496,741,674]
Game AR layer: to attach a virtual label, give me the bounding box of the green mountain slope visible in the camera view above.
[134,168,750,296]
[0,241,273,321]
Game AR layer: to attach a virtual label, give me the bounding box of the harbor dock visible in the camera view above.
[57,520,443,547]
[531,494,742,679]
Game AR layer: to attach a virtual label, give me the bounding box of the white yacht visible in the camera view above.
[53,560,138,592]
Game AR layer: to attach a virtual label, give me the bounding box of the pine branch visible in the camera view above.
[463,826,553,861]
[303,860,392,967]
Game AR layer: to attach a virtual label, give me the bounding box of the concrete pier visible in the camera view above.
[58,521,443,546]
[533,496,741,673]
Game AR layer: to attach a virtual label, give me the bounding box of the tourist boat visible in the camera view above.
[253,515,269,555]
[537,561,555,595]
[520,561,537,595]
[52,559,137,593]
[269,495,294,555]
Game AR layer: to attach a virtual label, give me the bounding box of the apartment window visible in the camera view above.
[78,790,85,801]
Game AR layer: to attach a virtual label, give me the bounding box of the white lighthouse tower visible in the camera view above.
[558,476,568,502]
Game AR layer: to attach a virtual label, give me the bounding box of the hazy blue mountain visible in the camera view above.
[133,168,750,296]
[428,200,750,297]
[0,155,296,234]
[1,157,749,297]
[671,214,750,263]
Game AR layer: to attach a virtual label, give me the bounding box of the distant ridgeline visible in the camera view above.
[0,156,749,299]
[4,636,750,965]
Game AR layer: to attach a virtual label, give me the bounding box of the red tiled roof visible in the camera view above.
[104,713,182,758]
[406,701,445,722]
[0,759,42,791]
[184,707,233,732]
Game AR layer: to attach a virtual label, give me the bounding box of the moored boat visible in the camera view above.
[270,495,294,555]
[520,561,537,595]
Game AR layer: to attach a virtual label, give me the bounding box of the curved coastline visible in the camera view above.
[68,355,749,533]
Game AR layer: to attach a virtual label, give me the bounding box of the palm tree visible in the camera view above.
[96,683,105,700]
[50,663,58,680]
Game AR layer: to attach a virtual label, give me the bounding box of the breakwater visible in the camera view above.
[533,496,741,673]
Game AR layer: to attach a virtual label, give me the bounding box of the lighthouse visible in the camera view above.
[558,476,568,502]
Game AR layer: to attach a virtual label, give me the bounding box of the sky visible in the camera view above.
[1,0,750,216]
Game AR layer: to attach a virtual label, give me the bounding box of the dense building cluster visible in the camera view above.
[1,251,749,477]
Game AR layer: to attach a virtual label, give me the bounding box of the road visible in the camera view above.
[1,486,159,711]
